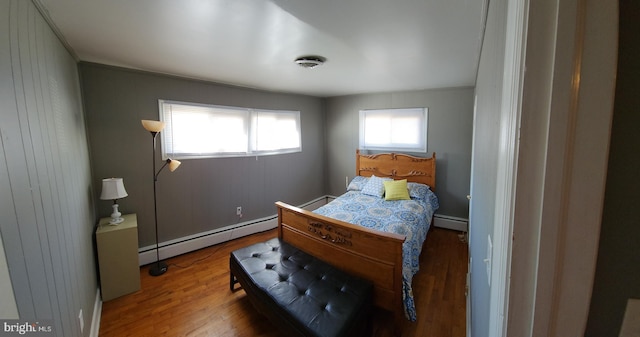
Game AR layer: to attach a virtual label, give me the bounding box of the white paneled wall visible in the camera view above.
[0,1,97,336]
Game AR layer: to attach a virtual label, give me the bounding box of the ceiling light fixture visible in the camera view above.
[295,55,326,69]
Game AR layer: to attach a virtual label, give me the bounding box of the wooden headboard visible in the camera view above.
[355,150,436,190]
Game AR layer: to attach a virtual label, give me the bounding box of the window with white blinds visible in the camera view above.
[159,100,301,159]
[359,107,428,152]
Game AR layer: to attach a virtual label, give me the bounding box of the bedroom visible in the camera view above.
[0,0,630,337]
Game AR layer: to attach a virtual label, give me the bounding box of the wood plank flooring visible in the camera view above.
[99,227,467,337]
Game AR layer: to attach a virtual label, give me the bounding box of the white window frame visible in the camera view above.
[159,100,302,159]
[359,107,428,152]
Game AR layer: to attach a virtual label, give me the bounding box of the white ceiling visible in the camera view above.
[38,0,487,97]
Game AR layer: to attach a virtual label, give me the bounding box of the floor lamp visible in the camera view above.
[142,120,181,276]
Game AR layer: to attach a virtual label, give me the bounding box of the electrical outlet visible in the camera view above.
[78,309,84,334]
[236,207,242,216]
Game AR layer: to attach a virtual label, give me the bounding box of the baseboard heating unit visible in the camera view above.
[138,196,331,266]
[433,214,468,232]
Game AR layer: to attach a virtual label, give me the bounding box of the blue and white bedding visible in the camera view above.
[313,176,439,321]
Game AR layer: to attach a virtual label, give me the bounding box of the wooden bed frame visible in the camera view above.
[276,150,436,328]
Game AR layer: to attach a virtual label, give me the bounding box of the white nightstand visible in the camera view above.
[96,213,141,301]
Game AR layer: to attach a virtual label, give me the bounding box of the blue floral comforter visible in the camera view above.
[313,177,439,321]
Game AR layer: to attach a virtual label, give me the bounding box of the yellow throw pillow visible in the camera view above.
[383,179,410,201]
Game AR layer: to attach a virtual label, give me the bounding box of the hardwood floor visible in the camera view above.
[99,227,467,336]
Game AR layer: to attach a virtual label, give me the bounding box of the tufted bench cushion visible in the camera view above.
[230,237,373,337]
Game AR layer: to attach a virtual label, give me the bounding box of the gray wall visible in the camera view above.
[324,88,474,219]
[586,0,640,334]
[0,1,97,336]
[80,63,325,247]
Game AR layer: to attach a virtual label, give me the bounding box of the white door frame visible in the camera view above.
[495,0,618,336]
[480,0,617,335]
[488,0,529,333]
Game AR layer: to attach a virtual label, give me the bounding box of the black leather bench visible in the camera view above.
[230,238,373,337]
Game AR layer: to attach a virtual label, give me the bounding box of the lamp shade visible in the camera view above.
[141,120,165,133]
[168,159,181,172]
[100,178,128,200]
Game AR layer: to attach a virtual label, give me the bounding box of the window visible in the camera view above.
[359,107,428,152]
[159,100,301,159]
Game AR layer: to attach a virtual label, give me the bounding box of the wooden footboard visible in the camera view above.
[276,201,406,325]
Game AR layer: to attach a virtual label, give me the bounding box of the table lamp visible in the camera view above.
[100,178,128,225]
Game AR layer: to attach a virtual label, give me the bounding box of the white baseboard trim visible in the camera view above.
[326,195,338,202]
[138,197,330,266]
[433,214,468,232]
[302,197,330,211]
[89,288,101,337]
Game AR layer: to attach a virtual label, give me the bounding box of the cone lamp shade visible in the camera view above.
[141,120,165,133]
[168,159,181,172]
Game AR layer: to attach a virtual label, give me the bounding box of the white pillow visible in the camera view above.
[361,175,390,198]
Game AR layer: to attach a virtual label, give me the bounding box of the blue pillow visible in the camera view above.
[361,175,390,198]
[407,182,431,200]
[347,176,369,191]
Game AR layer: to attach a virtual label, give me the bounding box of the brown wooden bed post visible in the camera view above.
[431,152,436,190]
[277,205,284,239]
[392,237,405,334]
